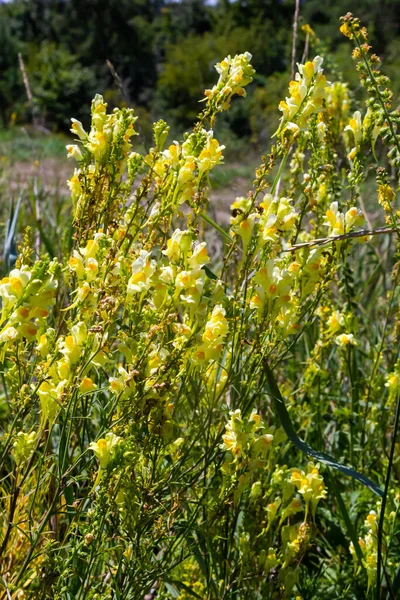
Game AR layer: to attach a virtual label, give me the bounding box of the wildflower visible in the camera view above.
[164,229,192,264]
[70,118,87,140]
[66,144,83,161]
[277,56,328,134]
[204,53,255,115]
[80,377,97,394]
[290,463,327,517]
[37,380,62,424]
[345,111,363,145]
[336,333,357,346]
[188,243,210,268]
[201,304,229,359]
[89,432,122,469]
[385,372,399,394]
[13,431,37,464]
[326,310,344,334]
[127,251,156,295]
[60,321,87,365]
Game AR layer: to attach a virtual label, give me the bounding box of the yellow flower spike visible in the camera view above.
[202,304,229,345]
[13,431,37,465]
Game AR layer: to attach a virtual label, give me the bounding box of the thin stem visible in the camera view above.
[376,390,400,598]
[291,0,300,80]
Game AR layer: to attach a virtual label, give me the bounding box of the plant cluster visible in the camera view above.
[0,15,400,600]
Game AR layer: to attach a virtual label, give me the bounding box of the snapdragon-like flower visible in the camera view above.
[195,304,229,362]
[89,432,122,469]
[336,333,357,347]
[0,265,57,346]
[277,56,328,135]
[13,431,37,465]
[203,53,255,116]
[221,409,274,470]
[326,310,345,334]
[324,201,363,236]
[289,463,327,517]
[127,250,157,296]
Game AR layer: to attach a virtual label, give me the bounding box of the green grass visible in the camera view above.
[209,161,255,189]
[0,127,71,163]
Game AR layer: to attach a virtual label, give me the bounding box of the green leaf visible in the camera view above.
[392,563,400,595]
[201,265,218,280]
[164,582,180,598]
[164,580,203,599]
[3,192,23,273]
[329,474,365,568]
[263,360,383,497]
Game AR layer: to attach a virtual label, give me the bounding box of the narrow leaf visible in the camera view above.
[392,562,400,595]
[263,361,383,497]
[202,265,218,280]
[329,474,365,567]
[200,212,231,242]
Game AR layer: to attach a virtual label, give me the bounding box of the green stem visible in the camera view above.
[376,390,400,599]
[271,152,289,196]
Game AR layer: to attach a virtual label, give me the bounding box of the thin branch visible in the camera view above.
[283,226,395,252]
[18,52,38,128]
[106,59,130,105]
[291,0,301,80]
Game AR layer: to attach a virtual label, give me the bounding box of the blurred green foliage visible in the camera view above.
[0,0,399,151]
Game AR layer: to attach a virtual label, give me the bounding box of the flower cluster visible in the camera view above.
[324,201,364,236]
[0,263,57,349]
[2,27,399,599]
[203,52,255,118]
[277,56,328,136]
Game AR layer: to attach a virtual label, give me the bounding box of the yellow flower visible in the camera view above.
[326,310,344,334]
[66,144,83,161]
[345,110,363,145]
[202,304,229,345]
[80,377,97,394]
[198,136,225,174]
[38,380,62,424]
[60,321,87,365]
[89,432,122,469]
[127,251,156,295]
[87,131,107,161]
[13,431,37,464]
[70,118,87,140]
[188,243,210,268]
[336,333,357,347]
